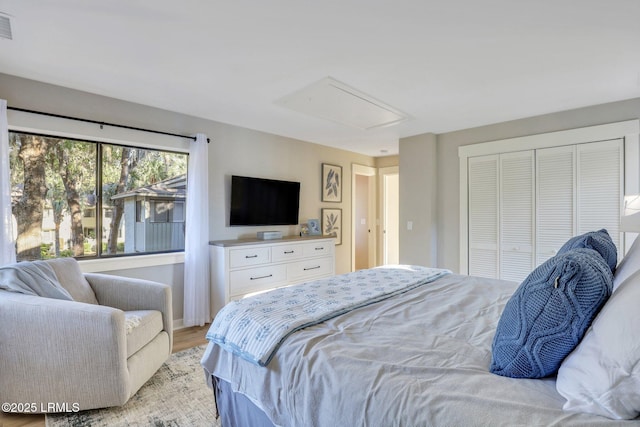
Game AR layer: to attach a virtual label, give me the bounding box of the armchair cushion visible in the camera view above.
[47,258,99,304]
[125,310,163,357]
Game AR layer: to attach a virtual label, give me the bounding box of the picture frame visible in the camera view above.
[322,163,342,202]
[307,218,321,235]
[322,208,342,245]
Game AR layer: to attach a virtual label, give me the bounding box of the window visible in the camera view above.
[151,200,185,223]
[9,131,188,261]
[135,201,144,222]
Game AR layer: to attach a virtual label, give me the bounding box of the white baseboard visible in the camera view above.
[173,319,185,330]
[173,319,211,330]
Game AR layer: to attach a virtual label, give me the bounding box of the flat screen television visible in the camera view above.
[229,175,300,226]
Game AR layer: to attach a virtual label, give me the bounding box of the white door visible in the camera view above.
[500,151,534,283]
[576,139,623,253]
[536,139,623,266]
[355,174,371,270]
[468,155,499,279]
[352,164,377,271]
[381,167,399,265]
[536,145,576,266]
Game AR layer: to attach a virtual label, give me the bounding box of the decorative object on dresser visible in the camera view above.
[322,208,342,245]
[209,236,335,316]
[307,218,321,235]
[321,163,342,202]
[257,231,283,240]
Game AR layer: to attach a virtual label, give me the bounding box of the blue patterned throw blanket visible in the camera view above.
[206,265,451,366]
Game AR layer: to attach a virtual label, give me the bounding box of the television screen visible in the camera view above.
[230,175,300,226]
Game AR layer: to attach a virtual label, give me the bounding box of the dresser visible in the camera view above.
[209,236,335,315]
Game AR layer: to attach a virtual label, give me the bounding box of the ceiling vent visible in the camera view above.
[0,14,12,40]
[275,77,410,130]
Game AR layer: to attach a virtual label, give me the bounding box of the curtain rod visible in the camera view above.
[7,106,210,143]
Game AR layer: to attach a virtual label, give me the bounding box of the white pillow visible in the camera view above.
[613,234,640,291]
[556,268,640,419]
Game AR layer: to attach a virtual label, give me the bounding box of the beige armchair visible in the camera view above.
[0,258,173,413]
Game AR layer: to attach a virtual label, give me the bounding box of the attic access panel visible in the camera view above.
[275,77,410,130]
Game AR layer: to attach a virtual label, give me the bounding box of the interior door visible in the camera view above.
[355,174,370,270]
[500,151,534,283]
[381,167,399,265]
[352,164,376,271]
[468,155,499,279]
[536,145,577,266]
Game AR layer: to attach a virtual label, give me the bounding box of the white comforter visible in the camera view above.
[202,273,639,427]
[206,266,450,366]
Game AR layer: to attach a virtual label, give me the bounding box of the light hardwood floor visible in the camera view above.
[0,324,210,427]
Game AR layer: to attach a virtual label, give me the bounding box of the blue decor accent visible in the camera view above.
[557,229,617,273]
[490,248,612,378]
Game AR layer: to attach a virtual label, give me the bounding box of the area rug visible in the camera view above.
[46,345,219,427]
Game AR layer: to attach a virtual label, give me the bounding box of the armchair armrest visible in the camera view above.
[84,273,173,349]
[0,292,130,411]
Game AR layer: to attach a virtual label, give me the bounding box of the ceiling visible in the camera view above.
[0,1,639,157]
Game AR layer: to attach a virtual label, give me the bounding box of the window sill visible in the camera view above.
[78,252,185,273]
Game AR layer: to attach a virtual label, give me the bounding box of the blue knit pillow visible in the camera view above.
[557,229,617,274]
[490,248,613,378]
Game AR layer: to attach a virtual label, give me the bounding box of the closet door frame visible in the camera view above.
[459,119,639,276]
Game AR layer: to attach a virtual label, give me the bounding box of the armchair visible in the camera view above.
[0,258,173,412]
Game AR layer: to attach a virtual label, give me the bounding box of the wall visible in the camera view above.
[399,133,437,266]
[375,155,399,169]
[0,73,375,323]
[399,97,640,273]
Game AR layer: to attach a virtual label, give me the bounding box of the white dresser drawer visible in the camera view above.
[302,241,333,258]
[230,264,287,296]
[287,256,334,281]
[271,243,305,262]
[229,246,270,268]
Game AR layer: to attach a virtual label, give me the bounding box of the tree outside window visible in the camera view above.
[9,132,188,261]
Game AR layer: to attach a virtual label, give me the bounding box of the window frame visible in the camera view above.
[7,111,191,268]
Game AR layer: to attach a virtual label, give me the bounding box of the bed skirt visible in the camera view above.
[212,375,276,427]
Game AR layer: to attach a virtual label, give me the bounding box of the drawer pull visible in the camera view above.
[245,255,259,259]
[250,274,273,280]
[284,250,295,254]
[303,266,321,271]
[315,247,324,251]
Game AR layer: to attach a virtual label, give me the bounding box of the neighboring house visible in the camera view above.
[111,174,187,253]
[82,205,124,252]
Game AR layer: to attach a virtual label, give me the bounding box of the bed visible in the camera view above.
[201,230,640,426]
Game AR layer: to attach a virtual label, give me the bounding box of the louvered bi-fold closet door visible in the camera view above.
[536,145,576,266]
[500,151,534,283]
[536,139,623,267]
[468,155,499,279]
[576,139,623,256]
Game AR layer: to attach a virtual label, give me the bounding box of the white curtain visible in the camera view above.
[0,99,16,266]
[183,133,211,326]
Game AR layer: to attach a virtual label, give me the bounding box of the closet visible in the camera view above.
[459,120,639,283]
